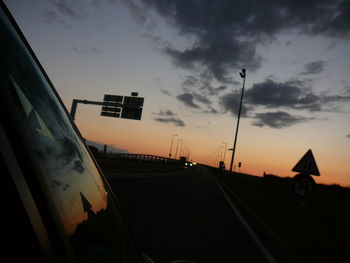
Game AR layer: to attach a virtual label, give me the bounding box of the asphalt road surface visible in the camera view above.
[108,165,275,263]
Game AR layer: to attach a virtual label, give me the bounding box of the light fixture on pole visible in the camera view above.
[229,68,246,174]
[168,134,178,158]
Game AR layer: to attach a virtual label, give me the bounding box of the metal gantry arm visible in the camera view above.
[70,99,124,120]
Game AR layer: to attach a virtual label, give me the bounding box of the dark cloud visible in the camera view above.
[92,0,117,7]
[42,10,59,24]
[203,106,219,114]
[89,47,100,53]
[71,46,100,54]
[200,85,228,96]
[244,79,322,111]
[345,85,350,94]
[176,89,216,112]
[347,134,350,138]
[160,89,171,96]
[125,0,350,83]
[153,109,186,126]
[322,95,350,103]
[48,0,88,20]
[220,92,249,116]
[157,109,175,116]
[121,0,150,25]
[154,117,185,127]
[45,0,120,26]
[192,92,212,105]
[177,93,200,108]
[252,111,310,128]
[301,61,325,75]
[72,46,80,53]
[181,75,200,88]
[219,78,350,128]
[181,75,228,96]
[222,79,350,114]
[164,37,261,83]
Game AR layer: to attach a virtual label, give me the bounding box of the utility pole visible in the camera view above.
[229,69,246,174]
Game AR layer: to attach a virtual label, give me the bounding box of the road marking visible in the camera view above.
[210,172,277,263]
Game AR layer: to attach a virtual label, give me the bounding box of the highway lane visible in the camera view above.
[107,165,275,263]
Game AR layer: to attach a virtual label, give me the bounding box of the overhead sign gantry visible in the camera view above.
[70,92,144,121]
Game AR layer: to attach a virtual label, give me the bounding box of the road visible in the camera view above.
[107,165,275,263]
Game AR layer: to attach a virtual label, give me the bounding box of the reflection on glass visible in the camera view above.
[0,7,140,262]
[10,73,108,235]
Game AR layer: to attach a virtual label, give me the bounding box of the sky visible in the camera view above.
[5,0,350,186]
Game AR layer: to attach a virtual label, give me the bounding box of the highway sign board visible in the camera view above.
[291,173,316,198]
[103,94,123,103]
[121,95,144,120]
[101,111,120,118]
[101,106,121,113]
[121,107,142,120]
[292,149,320,176]
[123,96,144,107]
[101,94,123,118]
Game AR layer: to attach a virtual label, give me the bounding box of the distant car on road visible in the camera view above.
[184,161,196,169]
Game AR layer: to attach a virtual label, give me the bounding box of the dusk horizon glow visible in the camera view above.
[5,0,350,186]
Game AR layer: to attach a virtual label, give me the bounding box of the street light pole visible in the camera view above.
[219,145,223,163]
[168,134,177,158]
[180,142,185,157]
[175,138,182,159]
[217,148,221,167]
[222,141,227,163]
[229,68,246,174]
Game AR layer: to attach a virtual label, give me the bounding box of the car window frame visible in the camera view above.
[0,2,144,262]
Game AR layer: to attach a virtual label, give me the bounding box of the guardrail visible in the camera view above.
[99,153,182,164]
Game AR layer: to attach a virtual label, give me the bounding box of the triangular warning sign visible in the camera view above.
[292,149,320,176]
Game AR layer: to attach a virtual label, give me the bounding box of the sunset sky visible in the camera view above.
[5,0,350,186]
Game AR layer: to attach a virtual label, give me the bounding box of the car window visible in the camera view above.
[0,7,141,262]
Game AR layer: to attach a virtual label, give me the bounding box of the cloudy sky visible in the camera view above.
[5,0,350,186]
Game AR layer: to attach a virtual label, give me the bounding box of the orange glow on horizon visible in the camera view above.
[74,107,350,188]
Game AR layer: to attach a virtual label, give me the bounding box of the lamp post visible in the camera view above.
[180,142,185,158]
[168,134,177,158]
[222,141,227,163]
[175,138,182,159]
[229,68,246,174]
[218,145,223,165]
[217,148,221,167]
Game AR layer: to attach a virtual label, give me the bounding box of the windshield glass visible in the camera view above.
[0,6,141,262]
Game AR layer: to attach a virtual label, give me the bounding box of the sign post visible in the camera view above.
[291,149,320,199]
